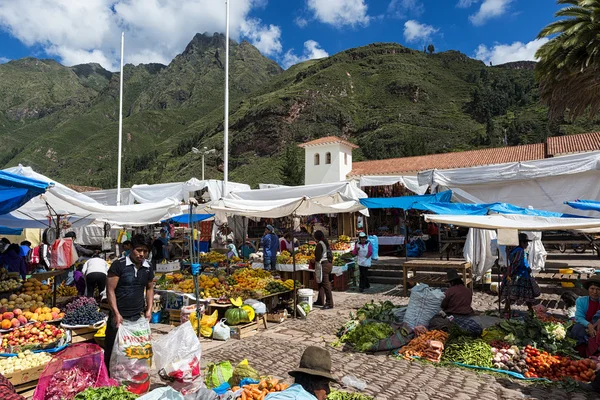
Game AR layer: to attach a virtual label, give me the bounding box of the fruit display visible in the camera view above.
[1,292,47,317]
[0,350,52,374]
[62,297,106,326]
[56,283,78,297]
[276,250,312,265]
[0,279,21,292]
[199,251,227,264]
[0,305,63,330]
[19,278,52,298]
[0,321,65,352]
[265,280,289,294]
[233,377,289,399]
[330,241,351,251]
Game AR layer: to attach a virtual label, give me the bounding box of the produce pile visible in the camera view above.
[44,365,97,400]
[397,330,448,361]
[0,305,63,330]
[0,279,21,292]
[339,322,394,352]
[327,391,374,400]
[62,297,106,326]
[19,278,52,298]
[0,322,65,353]
[232,377,288,399]
[0,350,52,374]
[0,291,50,323]
[276,250,312,265]
[442,337,493,368]
[74,387,138,400]
[199,251,227,264]
[57,283,79,297]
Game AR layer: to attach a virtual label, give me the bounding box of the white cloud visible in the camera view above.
[282,40,329,69]
[388,0,424,18]
[469,0,512,26]
[0,57,10,63]
[295,16,309,28]
[307,0,370,27]
[240,19,282,56]
[0,0,282,71]
[403,20,438,43]
[457,0,478,8]
[474,38,549,65]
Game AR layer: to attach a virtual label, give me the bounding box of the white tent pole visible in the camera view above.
[223,0,230,197]
[117,31,125,206]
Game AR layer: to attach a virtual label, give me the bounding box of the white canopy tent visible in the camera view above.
[418,151,600,215]
[4,165,181,226]
[358,175,428,195]
[424,214,600,231]
[227,181,367,202]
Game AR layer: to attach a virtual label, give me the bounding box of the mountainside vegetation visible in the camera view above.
[1,33,599,189]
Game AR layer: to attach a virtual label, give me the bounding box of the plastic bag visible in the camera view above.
[205,361,233,389]
[192,310,218,337]
[154,321,203,395]
[368,235,379,260]
[51,238,75,269]
[243,299,266,315]
[212,319,230,341]
[110,317,153,395]
[138,387,184,400]
[33,343,117,400]
[403,284,445,329]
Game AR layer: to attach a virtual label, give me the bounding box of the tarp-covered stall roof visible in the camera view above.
[227,181,367,202]
[421,202,584,218]
[358,175,428,195]
[424,214,600,231]
[417,151,600,216]
[0,170,51,215]
[359,191,452,210]
[566,199,600,213]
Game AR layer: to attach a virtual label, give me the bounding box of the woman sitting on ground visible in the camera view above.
[441,270,482,336]
[568,275,600,357]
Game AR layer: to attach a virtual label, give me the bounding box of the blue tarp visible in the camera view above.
[0,170,50,216]
[164,214,214,224]
[566,199,600,212]
[421,202,584,218]
[0,227,23,235]
[359,191,453,210]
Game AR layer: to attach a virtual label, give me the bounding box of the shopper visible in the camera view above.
[82,255,109,298]
[265,346,336,400]
[352,232,373,292]
[268,225,280,269]
[261,225,278,271]
[226,238,239,259]
[313,230,334,309]
[500,233,540,319]
[0,244,27,280]
[105,234,154,372]
[239,237,256,260]
[121,240,132,257]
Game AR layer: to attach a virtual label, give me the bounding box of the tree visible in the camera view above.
[536,0,600,120]
[427,44,435,54]
[279,145,304,186]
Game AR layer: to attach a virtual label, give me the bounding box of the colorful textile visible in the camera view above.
[499,246,540,304]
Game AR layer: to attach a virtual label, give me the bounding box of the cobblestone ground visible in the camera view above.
[195,290,600,400]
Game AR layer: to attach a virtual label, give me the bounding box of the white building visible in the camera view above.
[298,136,358,185]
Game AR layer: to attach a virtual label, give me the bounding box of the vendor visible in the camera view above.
[226,238,239,259]
[265,346,336,400]
[351,232,372,292]
[499,233,540,319]
[569,275,600,357]
[280,232,298,253]
[215,225,234,249]
[0,244,27,280]
[441,270,481,336]
[261,225,279,271]
[239,237,256,260]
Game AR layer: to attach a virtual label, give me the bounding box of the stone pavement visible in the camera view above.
[196,290,600,400]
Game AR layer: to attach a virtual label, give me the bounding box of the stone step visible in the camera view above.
[368,276,404,285]
[369,263,404,271]
[367,268,404,278]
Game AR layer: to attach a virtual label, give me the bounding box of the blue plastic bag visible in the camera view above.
[368,235,379,260]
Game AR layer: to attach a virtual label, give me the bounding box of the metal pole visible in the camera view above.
[116,32,124,206]
[292,228,297,319]
[190,203,201,337]
[202,153,205,181]
[223,0,230,197]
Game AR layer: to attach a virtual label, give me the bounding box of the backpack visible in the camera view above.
[321,242,333,263]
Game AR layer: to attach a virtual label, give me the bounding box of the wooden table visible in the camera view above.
[402,259,473,296]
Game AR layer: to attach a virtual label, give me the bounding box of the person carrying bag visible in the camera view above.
[313,230,334,309]
[352,232,373,292]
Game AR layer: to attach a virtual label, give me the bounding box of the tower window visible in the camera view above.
[344,152,348,165]
[326,152,331,164]
[314,153,320,165]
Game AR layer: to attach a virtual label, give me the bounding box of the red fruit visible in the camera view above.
[17,316,27,325]
[2,312,13,320]
[10,318,19,328]
[12,309,22,316]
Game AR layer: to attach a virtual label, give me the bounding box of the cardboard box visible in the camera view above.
[156,261,181,273]
[5,363,46,385]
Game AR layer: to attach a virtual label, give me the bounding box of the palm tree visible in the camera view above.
[535,0,600,119]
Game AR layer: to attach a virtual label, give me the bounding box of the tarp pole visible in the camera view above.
[292,225,297,319]
[404,210,408,262]
[190,202,201,337]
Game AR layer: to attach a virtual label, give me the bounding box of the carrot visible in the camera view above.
[241,392,247,400]
[232,386,240,392]
[274,384,281,391]
[251,388,262,396]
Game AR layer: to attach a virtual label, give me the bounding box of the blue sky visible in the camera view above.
[0,0,562,70]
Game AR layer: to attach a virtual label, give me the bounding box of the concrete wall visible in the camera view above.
[304,143,354,184]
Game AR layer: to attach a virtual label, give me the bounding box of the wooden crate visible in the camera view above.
[169,310,181,326]
[14,379,38,398]
[70,327,97,344]
[266,311,287,323]
[5,363,46,385]
[230,320,258,340]
[333,271,350,291]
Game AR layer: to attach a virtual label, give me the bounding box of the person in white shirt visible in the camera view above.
[82,255,109,298]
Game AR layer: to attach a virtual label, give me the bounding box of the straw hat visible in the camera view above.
[584,275,600,290]
[289,346,337,382]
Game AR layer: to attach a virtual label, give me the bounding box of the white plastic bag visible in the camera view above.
[243,299,266,315]
[138,387,184,400]
[154,321,203,394]
[110,317,153,394]
[403,284,445,329]
[212,319,230,341]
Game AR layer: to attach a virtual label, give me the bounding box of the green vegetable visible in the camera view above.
[342,322,394,352]
[442,337,493,368]
[225,307,249,326]
[74,386,138,400]
[299,302,311,315]
[327,390,375,400]
[355,300,397,323]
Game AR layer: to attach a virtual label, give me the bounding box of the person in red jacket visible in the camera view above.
[352,232,373,292]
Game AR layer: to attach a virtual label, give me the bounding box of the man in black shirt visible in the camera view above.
[104,234,154,371]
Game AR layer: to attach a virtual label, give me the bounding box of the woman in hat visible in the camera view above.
[351,232,373,292]
[441,270,481,336]
[568,275,600,357]
[499,233,541,319]
[265,346,336,400]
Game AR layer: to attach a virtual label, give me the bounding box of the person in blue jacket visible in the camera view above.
[268,225,280,269]
[261,227,273,271]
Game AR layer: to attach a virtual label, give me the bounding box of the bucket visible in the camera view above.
[484,271,492,284]
[559,268,574,274]
[298,288,315,310]
[490,282,499,294]
[151,311,161,324]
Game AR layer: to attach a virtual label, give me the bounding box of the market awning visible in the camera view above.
[359,190,452,210]
[565,199,600,212]
[0,227,23,235]
[421,202,585,218]
[358,175,428,195]
[424,214,600,231]
[0,170,51,215]
[165,214,214,224]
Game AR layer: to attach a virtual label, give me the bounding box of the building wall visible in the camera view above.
[304,143,353,184]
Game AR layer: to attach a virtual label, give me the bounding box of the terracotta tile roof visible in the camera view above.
[547,132,600,156]
[349,143,546,176]
[298,136,359,149]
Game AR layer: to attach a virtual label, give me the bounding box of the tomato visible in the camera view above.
[524,372,531,378]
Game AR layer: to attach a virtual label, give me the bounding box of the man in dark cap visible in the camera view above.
[265,346,337,400]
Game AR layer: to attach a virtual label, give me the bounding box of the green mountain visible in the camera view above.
[1,36,598,188]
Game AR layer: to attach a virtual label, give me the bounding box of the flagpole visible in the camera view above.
[223,0,230,197]
[117,31,124,206]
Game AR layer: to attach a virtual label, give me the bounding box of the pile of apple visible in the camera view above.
[1,322,65,351]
